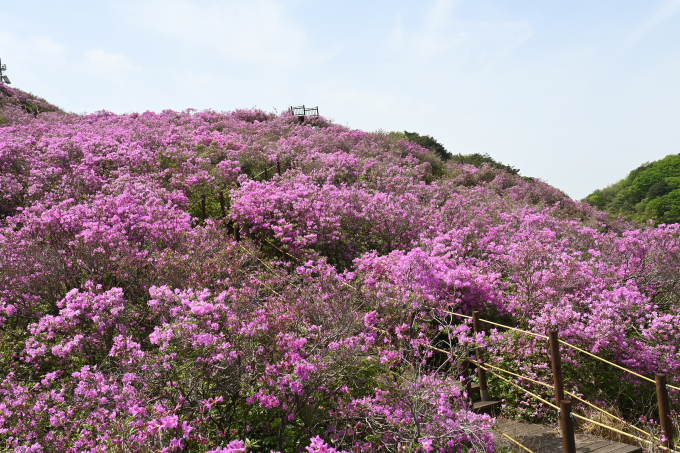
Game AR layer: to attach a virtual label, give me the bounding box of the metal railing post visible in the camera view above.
[550,330,568,443]
[656,373,673,449]
[549,330,565,409]
[472,311,490,401]
[560,399,576,453]
[219,192,226,217]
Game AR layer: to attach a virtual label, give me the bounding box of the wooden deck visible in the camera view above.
[495,419,643,453]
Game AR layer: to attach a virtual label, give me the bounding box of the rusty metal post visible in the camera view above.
[560,399,576,453]
[472,311,490,401]
[550,330,567,442]
[549,330,565,410]
[656,373,673,449]
[201,195,206,222]
[219,192,226,217]
[234,225,240,242]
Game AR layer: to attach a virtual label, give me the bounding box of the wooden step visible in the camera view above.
[455,381,482,396]
[472,399,501,416]
[494,418,643,453]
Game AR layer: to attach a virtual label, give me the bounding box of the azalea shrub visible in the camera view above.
[1,83,679,452]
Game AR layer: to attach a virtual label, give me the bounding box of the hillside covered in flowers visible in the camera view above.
[1,83,679,452]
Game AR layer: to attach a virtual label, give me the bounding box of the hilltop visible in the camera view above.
[0,85,678,452]
[0,83,62,123]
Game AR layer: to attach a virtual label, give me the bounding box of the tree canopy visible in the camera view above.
[584,154,680,225]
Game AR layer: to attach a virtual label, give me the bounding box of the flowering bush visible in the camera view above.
[1,84,680,451]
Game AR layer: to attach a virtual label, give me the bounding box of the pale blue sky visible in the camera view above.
[2,0,679,199]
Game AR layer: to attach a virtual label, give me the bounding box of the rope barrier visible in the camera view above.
[570,412,677,452]
[235,243,288,297]
[476,361,554,391]
[237,234,679,435]
[495,427,537,453]
[473,359,660,442]
[442,311,473,320]
[442,311,679,390]
[441,311,548,340]
[261,237,359,291]
[421,347,670,450]
[482,361,675,451]
[556,339,664,387]
[562,390,658,441]
[474,362,559,410]
[252,165,277,179]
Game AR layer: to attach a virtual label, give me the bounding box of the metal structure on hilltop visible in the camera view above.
[288,105,318,122]
[0,58,10,84]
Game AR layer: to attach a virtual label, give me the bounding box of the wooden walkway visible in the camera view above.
[495,419,643,453]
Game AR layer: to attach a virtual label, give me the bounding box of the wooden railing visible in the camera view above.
[440,310,678,453]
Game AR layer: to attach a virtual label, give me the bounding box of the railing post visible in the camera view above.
[277,156,281,175]
[656,373,672,449]
[219,192,226,217]
[549,330,568,442]
[472,311,490,401]
[560,399,576,453]
[201,195,206,222]
[549,330,565,410]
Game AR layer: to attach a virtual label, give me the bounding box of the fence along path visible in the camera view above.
[223,229,671,453]
[436,311,678,453]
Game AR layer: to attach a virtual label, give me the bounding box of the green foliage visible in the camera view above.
[451,153,520,175]
[584,154,680,225]
[401,131,451,161]
[390,131,521,175]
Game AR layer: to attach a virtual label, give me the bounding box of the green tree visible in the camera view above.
[392,131,520,175]
[584,154,680,225]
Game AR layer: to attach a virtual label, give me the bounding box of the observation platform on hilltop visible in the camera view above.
[288,105,319,122]
[494,419,642,453]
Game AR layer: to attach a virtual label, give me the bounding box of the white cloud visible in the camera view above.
[388,0,532,65]
[610,0,680,61]
[630,0,680,44]
[84,49,137,77]
[116,0,314,67]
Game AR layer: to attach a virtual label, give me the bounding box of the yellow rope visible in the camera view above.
[495,427,537,453]
[470,360,657,441]
[252,165,277,179]
[556,340,658,386]
[442,311,473,320]
[475,362,559,410]
[476,361,554,390]
[570,413,678,452]
[484,364,673,451]
[440,311,548,340]
[441,311,680,390]
[375,325,671,448]
[235,243,286,296]
[562,390,657,440]
[261,237,359,291]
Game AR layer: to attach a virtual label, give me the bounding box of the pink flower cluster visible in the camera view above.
[1,84,679,451]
